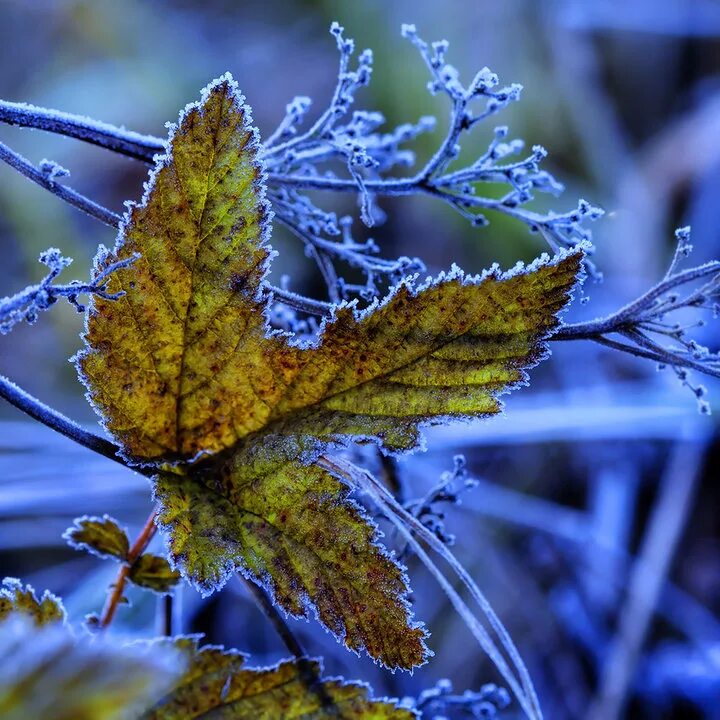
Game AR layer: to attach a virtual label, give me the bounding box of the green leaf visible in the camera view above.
[76,74,583,670]
[0,578,65,626]
[0,618,181,720]
[129,553,182,594]
[63,514,130,561]
[141,637,414,719]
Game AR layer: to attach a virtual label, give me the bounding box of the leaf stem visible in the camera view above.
[243,579,306,659]
[99,509,158,629]
[242,578,337,712]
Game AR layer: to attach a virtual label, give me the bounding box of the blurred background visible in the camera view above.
[1,1,720,718]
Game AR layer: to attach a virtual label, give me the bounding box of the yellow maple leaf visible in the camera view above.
[76,74,582,670]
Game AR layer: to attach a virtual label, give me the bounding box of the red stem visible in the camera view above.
[99,509,158,629]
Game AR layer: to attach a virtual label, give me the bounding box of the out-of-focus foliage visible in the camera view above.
[142,636,414,719]
[0,577,65,625]
[0,617,180,720]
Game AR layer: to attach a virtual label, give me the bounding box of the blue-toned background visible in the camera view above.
[1,1,719,718]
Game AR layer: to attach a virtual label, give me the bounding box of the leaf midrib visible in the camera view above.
[268,281,567,428]
[174,90,225,451]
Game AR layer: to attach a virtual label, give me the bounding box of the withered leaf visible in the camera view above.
[77,74,583,670]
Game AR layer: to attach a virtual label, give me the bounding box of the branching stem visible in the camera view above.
[99,509,158,629]
[0,99,593,255]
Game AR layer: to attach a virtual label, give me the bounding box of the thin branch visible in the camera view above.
[0,140,122,226]
[0,99,162,162]
[0,248,138,335]
[0,373,123,464]
[623,328,720,379]
[242,579,307,659]
[554,229,720,383]
[556,263,720,341]
[588,336,678,365]
[99,509,158,629]
[265,286,332,316]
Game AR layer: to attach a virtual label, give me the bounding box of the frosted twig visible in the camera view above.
[557,227,720,395]
[0,248,137,334]
[0,24,603,292]
[0,140,121,226]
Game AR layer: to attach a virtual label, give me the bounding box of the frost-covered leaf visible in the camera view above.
[0,618,180,720]
[141,636,414,719]
[129,553,182,594]
[75,74,583,670]
[260,253,582,454]
[155,440,427,669]
[150,249,579,667]
[63,514,130,561]
[0,578,65,626]
[76,72,583,465]
[77,73,270,462]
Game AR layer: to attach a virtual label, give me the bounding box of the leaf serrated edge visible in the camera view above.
[62,513,130,561]
[151,471,433,671]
